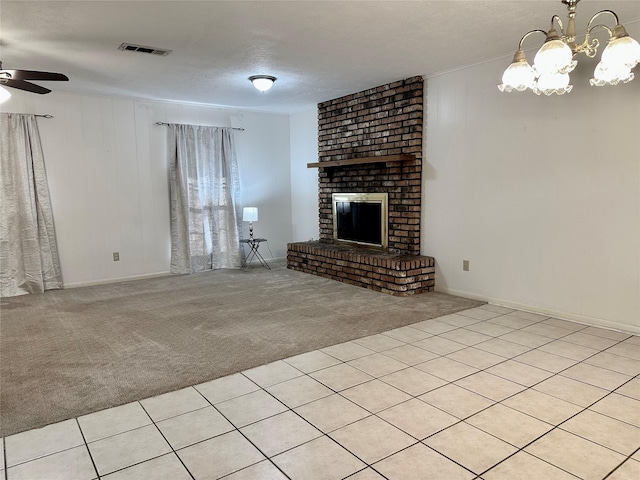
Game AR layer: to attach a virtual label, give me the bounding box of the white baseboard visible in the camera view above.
[268,256,287,264]
[65,259,288,287]
[437,287,640,336]
[64,271,171,289]
[65,257,290,288]
[247,256,287,267]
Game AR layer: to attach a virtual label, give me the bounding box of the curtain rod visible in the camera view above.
[1,113,54,118]
[155,121,244,131]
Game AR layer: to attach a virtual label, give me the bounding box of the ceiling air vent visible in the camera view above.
[118,43,172,56]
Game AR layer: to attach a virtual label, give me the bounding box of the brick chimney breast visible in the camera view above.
[318,76,423,255]
[288,76,435,296]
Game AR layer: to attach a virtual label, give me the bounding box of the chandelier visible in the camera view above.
[499,0,640,95]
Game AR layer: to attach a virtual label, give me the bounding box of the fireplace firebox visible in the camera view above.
[332,193,388,249]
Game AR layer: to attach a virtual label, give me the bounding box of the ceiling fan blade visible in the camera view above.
[1,79,51,94]
[0,70,68,81]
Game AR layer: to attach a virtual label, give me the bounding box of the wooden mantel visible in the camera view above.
[307,154,416,169]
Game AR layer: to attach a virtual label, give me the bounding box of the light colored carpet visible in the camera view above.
[0,264,483,436]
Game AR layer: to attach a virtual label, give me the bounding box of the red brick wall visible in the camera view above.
[317,76,423,254]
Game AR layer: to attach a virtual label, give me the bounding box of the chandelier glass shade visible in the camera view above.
[535,72,573,96]
[498,50,536,92]
[590,61,634,87]
[499,0,640,95]
[533,33,577,76]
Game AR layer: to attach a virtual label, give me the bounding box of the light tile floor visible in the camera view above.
[2,305,640,480]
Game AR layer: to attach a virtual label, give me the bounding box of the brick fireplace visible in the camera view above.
[287,76,435,296]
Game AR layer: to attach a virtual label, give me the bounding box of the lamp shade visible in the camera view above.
[243,207,258,222]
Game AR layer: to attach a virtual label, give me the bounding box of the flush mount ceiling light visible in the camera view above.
[499,0,640,95]
[249,75,276,92]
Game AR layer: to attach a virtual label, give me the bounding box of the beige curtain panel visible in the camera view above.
[0,113,62,297]
[168,124,242,273]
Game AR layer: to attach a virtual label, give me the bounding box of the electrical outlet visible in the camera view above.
[463,260,469,271]
[113,252,120,261]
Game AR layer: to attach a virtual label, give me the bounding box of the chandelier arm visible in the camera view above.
[551,15,565,35]
[587,10,620,31]
[574,22,613,57]
[518,29,548,50]
[587,24,614,38]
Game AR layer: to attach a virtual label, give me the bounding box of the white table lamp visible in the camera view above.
[243,207,258,240]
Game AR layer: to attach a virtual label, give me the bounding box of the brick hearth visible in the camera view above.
[287,76,435,295]
[287,242,435,296]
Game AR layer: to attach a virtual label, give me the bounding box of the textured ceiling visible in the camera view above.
[2,0,639,114]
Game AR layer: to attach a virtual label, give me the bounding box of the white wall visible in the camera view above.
[289,109,319,242]
[424,28,640,332]
[232,110,292,260]
[2,92,291,286]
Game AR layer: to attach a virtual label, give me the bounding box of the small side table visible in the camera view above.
[240,238,271,270]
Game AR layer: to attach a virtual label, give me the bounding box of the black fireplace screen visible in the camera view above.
[335,201,382,246]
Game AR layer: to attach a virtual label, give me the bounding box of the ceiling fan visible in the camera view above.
[0,61,68,95]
